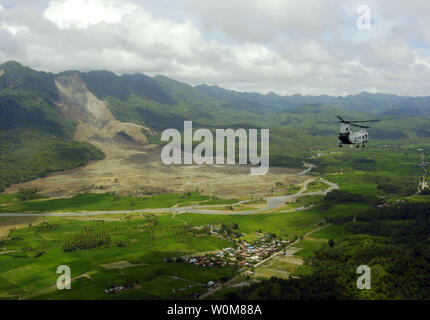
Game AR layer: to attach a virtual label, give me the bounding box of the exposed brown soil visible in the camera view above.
[3,74,306,199]
[0,216,42,238]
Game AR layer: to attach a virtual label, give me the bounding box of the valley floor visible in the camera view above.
[1,146,429,300]
[4,144,304,200]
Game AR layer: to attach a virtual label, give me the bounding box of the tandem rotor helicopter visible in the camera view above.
[322,116,381,148]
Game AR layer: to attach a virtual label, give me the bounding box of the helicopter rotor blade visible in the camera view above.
[335,116,380,124]
[349,123,370,129]
[318,116,380,128]
[347,120,380,123]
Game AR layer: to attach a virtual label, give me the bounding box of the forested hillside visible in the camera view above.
[0,61,104,192]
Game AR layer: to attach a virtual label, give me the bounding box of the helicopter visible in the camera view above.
[321,116,380,148]
[335,116,380,148]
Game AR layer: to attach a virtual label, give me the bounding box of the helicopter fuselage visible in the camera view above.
[338,123,369,147]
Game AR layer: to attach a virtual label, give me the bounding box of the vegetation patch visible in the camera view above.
[63,229,111,252]
[0,191,209,213]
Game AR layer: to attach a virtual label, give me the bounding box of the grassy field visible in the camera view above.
[317,147,422,197]
[0,213,235,299]
[0,194,21,205]
[274,195,324,212]
[409,195,430,202]
[306,180,329,192]
[178,209,324,242]
[294,239,327,259]
[285,185,301,195]
[319,203,371,221]
[310,224,350,240]
[253,256,297,280]
[0,192,209,213]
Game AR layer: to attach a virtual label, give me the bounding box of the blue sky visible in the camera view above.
[0,0,429,96]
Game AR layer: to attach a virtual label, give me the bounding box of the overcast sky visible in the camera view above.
[0,0,429,96]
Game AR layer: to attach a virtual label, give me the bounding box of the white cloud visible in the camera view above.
[44,0,137,29]
[0,0,428,96]
[186,0,336,42]
[0,24,29,35]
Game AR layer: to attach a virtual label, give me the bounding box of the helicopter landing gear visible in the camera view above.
[339,144,343,148]
[356,145,360,148]
[362,144,365,148]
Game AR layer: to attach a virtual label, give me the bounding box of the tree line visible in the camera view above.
[63,229,111,252]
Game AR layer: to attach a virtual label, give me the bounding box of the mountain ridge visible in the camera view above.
[2,61,430,118]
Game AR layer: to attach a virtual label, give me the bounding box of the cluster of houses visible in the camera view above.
[167,235,290,269]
